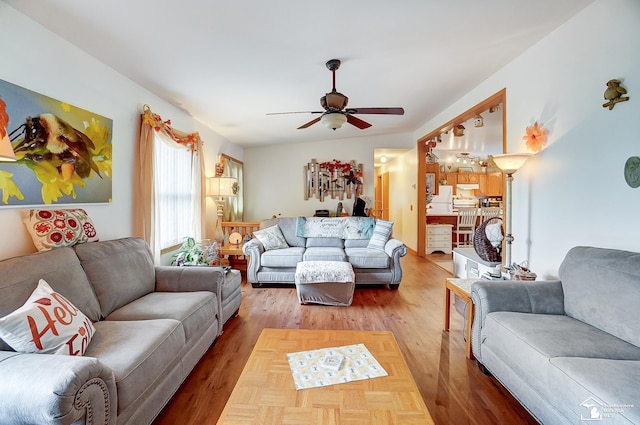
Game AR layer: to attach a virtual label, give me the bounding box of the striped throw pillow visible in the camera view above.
[367,220,393,251]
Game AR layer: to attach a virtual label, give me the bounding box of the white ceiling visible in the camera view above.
[4,0,593,148]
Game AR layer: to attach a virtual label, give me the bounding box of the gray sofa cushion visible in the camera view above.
[261,247,304,267]
[483,312,640,399]
[345,248,390,269]
[303,247,347,262]
[306,237,344,248]
[560,246,640,347]
[85,319,185,416]
[548,357,640,424]
[105,291,217,342]
[75,238,156,318]
[345,239,369,248]
[0,247,102,324]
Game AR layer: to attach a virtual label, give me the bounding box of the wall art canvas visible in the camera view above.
[0,79,112,206]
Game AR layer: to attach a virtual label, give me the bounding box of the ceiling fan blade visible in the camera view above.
[346,107,405,115]
[297,116,321,129]
[267,111,324,115]
[346,114,372,129]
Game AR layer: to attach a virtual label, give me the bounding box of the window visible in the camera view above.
[154,136,195,249]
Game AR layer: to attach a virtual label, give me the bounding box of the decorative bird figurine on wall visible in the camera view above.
[602,79,630,110]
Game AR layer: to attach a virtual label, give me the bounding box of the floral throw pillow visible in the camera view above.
[253,224,289,251]
[0,279,95,356]
[22,209,99,251]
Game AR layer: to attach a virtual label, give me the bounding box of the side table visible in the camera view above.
[219,244,246,274]
[444,277,477,359]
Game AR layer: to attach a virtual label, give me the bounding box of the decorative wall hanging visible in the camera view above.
[304,159,363,201]
[602,79,629,110]
[624,156,640,188]
[523,121,548,153]
[0,79,112,206]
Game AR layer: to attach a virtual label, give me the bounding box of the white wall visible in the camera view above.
[0,2,241,260]
[414,0,640,278]
[243,132,415,222]
[375,148,419,250]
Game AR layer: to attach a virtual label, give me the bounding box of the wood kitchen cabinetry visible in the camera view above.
[431,170,503,196]
[485,172,503,196]
[457,173,480,184]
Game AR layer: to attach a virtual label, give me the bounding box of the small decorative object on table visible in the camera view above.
[320,355,344,371]
[502,261,537,281]
[229,232,242,246]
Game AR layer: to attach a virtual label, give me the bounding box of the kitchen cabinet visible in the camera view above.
[486,172,503,196]
[443,173,458,193]
[457,173,480,184]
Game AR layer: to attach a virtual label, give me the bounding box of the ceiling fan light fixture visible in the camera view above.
[321,113,347,130]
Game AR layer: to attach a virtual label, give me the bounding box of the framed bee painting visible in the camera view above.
[0,79,112,206]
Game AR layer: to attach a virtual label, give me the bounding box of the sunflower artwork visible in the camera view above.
[0,79,112,206]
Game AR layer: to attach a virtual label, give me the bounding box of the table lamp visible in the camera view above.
[207,176,237,245]
[491,153,532,266]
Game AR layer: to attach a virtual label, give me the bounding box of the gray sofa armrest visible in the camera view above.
[154,265,224,293]
[0,351,116,425]
[242,239,264,284]
[384,238,408,288]
[470,279,564,361]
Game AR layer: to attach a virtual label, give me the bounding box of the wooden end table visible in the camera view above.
[444,277,477,359]
[219,243,245,273]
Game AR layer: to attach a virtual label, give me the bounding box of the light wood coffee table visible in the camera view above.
[216,328,434,424]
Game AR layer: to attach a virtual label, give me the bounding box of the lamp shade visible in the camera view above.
[492,153,532,174]
[207,177,237,197]
[0,132,16,161]
[321,113,347,130]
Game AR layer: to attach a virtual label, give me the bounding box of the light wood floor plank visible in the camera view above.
[153,253,537,425]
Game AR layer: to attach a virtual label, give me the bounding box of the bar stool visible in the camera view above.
[479,207,501,224]
[454,207,478,247]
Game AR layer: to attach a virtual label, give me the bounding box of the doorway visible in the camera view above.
[375,172,390,220]
[416,89,507,270]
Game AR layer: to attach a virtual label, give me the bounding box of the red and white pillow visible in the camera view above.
[0,279,95,356]
[22,208,99,251]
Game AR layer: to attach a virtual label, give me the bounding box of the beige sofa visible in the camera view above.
[0,237,241,425]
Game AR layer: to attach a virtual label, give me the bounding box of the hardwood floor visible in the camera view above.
[153,253,538,425]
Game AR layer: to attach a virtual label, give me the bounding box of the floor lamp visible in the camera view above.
[491,153,532,266]
[207,176,237,245]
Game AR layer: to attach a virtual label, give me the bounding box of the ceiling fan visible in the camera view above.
[268,59,404,130]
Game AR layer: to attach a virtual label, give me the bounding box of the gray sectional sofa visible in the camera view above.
[243,216,407,289]
[0,237,241,425]
[471,246,640,424]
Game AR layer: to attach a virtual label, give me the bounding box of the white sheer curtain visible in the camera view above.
[134,106,205,264]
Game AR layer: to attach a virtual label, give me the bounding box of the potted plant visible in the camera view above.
[171,237,218,266]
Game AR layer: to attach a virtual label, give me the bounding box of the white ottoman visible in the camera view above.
[294,261,355,306]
